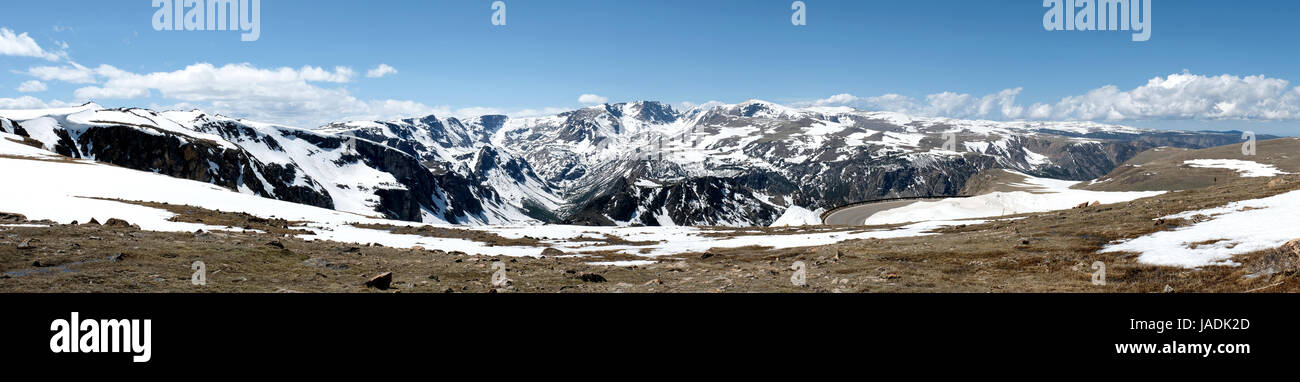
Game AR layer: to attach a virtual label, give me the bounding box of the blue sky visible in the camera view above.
[2,0,1299,134]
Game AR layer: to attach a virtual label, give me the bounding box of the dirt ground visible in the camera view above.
[2,174,1298,293]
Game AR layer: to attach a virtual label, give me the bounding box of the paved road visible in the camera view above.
[821,198,949,226]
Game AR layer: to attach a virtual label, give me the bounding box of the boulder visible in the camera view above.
[104,218,133,228]
[0,213,25,223]
[577,273,607,283]
[366,272,393,290]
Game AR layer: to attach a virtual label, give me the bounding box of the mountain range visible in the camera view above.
[0,100,1261,227]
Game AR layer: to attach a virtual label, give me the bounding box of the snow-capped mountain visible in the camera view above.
[0,101,1257,227]
[0,104,522,224]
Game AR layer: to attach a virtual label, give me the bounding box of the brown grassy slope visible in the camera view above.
[3,171,1298,293]
[1077,137,1300,192]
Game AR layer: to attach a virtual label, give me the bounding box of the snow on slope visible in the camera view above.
[0,137,965,260]
[1101,190,1300,268]
[0,136,537,255]
[2,104,539,225]
[863,171,1163,225]
[6,99,1220,228]
[771,206,825,227]
[1183,159,1288,178]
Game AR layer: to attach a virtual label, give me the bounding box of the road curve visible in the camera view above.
[821,198,956,226]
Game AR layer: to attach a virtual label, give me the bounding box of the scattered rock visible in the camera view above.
[104,218,133,228]
[366,272,393,290]
[265,240,285,249]
[302,257,349,271]
[1074,202,1090,209]
[541,247,565,257]
[1089,201,1101,207]
[664,261,690,271]
[699,253,715,260]
[17,238,33,250]
[577,273,607,283]
[1267,177,1289,189]
[108,253,127,262]
[0,212,25,223]
[1279,238,1300,257]
[1163,284,1175,293]
[644,279,662,286]
[411,245,425,251]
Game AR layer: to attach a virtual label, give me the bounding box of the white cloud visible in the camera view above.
[508,107,570,118]
[812,93,858,106]
[825,73,1300,122]
[21,63,98,84]
[578,94,608,104]
[298,66,355,83]
[74,86,150,100]
[1042,73,1300,121]
[9,59,563,127]
[0,28,62,61]
[366,64,398,78]
[17,80,47,93]
[0,96,78,110]
[33,62,421,127]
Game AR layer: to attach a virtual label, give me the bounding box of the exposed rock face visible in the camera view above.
[75,124,334,210]
[567,175,784,226]
[4,107,520,224]
[1,118,29,137]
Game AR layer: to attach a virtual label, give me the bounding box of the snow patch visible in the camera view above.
[770,206,825,227]
[865,172,1163,225]
[1101,190,1300,268]
[1183,159,1288,178]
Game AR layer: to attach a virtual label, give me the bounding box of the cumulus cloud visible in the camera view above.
[508,107,571,118]
[816,72,1300,122]
[0,96,78,110]
[21,63,98,84]
[20,62,423,127]
[1040,73,1300,121]
[812,93,858,106]
[578,94,608,104]
[17,80,47,93]
[73,86,149,100]
[366,64,398,78]
[0,27,62,61]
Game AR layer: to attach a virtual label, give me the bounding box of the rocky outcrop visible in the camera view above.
[75,124,335,209]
